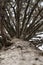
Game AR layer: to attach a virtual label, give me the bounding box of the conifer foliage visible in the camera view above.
[0,0,43,47]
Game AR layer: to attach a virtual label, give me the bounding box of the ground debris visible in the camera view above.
[0,38,43,65]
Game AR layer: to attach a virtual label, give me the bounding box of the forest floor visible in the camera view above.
[0,38,43,65]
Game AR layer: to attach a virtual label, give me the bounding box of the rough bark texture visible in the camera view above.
[0,38,43,65]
